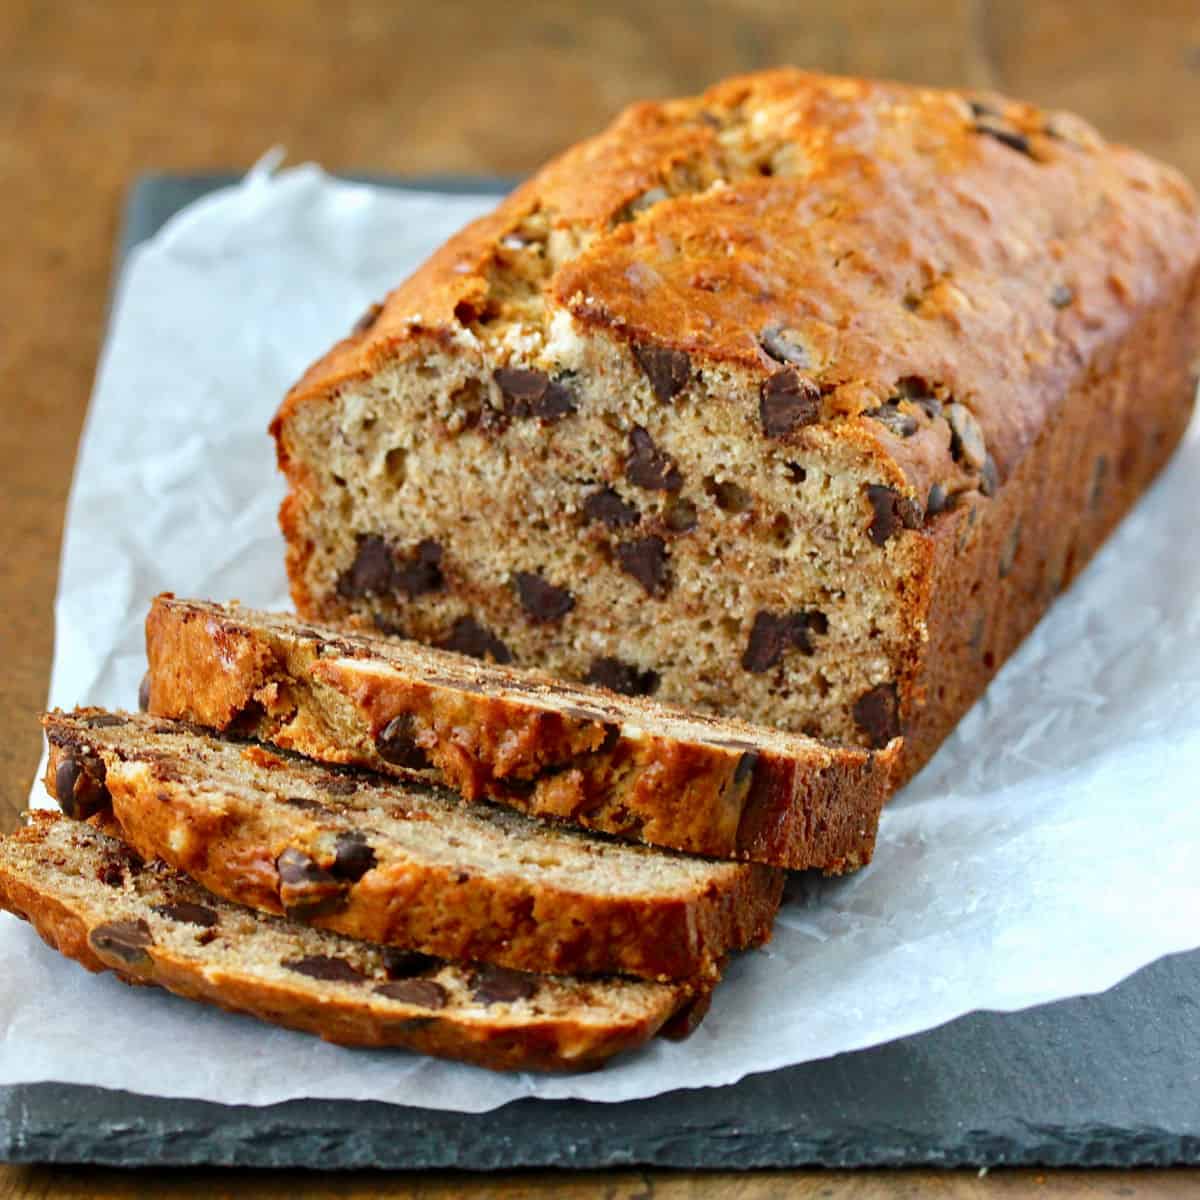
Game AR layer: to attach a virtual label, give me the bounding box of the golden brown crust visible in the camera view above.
[43,708,783,980]
[0,812,704,1073]
[144,595,893,868]
[270,68,1200,776]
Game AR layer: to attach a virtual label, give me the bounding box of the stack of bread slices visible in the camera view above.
[0,594,895,1072]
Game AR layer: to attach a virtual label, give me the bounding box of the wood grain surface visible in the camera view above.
[1,0,1198,1194]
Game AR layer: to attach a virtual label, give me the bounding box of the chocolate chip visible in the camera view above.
[375,979,448,1008]
[973,122,1034,157]
[472,964,538,1004]
[632,344,691,402]
[514,571,575,623]
[382,948,439,979]
[54,750,110,820]
[89,919,153,966]
[866,403,918,438]
[853,683,901,748]
[283,955,365,984]
[946,403,988,470]
[336,535,395,599]
[138,672,151,712]
[351,301,384,335]
[392,539,444,597]
[1051,284,1074,308]
[376,713,429,769]
[741,610,825,673]
[979,454,998,497]
[153,902,219,928]
[493,368,576,421]
[98,861,124,888]
[616,536,670,597]
[926,482,949,517]
[276,847,337,888]
[584,656,660,696]
[284,794,328,813]
[759,370,820,437]
[663,496,698,533]
[785,461,807,484]
[625,427,682,492]
[999,520,1022,578]
[437,616,513,664]
[583,487,640,530]
[759,325,811,368]
[866,485,922,546]
[733,750,759,786]
[331,831,377,882]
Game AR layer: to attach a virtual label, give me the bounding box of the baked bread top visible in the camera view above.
[274,68,1200,527]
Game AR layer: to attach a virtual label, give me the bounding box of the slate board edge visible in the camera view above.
[3,171,1196,1171]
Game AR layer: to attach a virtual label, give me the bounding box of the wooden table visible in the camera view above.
[2,1,1198,1194]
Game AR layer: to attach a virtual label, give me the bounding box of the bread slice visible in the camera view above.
[269,69,1200,785]
[43,709,781,982]
[144,594,894,869]
[0,812,707,1072]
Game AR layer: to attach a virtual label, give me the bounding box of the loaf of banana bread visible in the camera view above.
[271,68,1200,780]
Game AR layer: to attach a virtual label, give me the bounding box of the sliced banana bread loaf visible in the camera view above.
[144,594,893,869]
[0,813,706,1071]
[44,709,781,981]
[270,68,1200,782]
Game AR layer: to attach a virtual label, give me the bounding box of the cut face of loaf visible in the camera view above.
[145,594,894,868]
[0,813,707,1072]
[44,709,782,981]
[271,68,1200,781]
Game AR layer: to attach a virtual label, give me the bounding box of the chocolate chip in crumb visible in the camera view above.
[758,325,811,368]
[866,403,918,438]
[138,672,151,712]
[331,831,377,882]
[276,847,338,889]
[376,713,429,769]
[583,487,640,530]
[375,979,448,1009]
[584,657,660,697]
[392,539,444,597]
[625,427,683,492]
[382,947,439,979]
[616,536,671,597]
[980,455,999,497]
[351,301,384,336]
[89,919,153,966]
[472,964,538,1004]
[55,750,110,820]
[866,485,922,546]
[493,367,577,421]
[663,496,698,533]
[1051,284,1074,308]
[514,571,575,623]
[632,344,691,402]
[853,683,901,748]
[283,954,365,984]
[97,861,124,888]
[759,370,820,437]
[946,403,988,470]
[336,535,395,599]
[153,902,219,928]
[437,616,513,664]
[926,482,949,518]
[742,610,825,673]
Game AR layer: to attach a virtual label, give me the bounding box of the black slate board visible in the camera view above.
[3,172,1197,1170]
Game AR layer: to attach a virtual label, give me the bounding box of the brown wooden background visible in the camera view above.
[2,0,1199,1195]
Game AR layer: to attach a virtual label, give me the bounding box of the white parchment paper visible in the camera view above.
[2,164,1198,1113]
